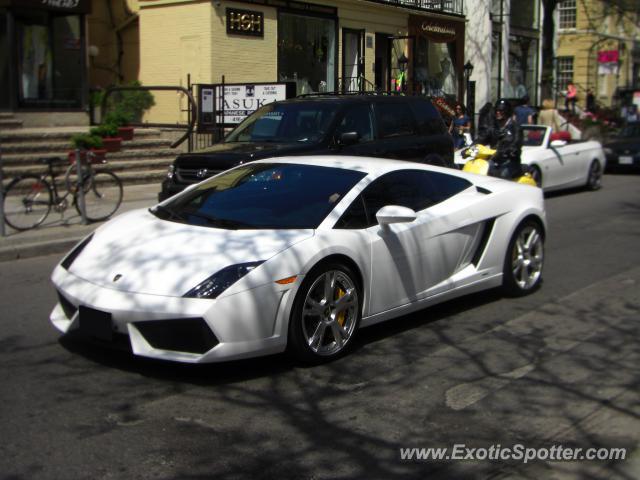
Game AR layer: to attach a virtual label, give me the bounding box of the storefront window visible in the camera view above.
[414,36,457,97]
[278,13,336,95]
[507,35,538,103]
[0,10,9,109]
[16,10,82,108]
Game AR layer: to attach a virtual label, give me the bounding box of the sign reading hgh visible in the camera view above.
[226,8,264,37]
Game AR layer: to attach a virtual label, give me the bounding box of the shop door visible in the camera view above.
[342,28,364,92]
[374,33,390,91]
[389,36,413,94]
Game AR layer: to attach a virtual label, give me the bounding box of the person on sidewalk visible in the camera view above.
[539,99,562,133]
[565,82,577,114]
[586,89,595,113]
[514,96,536,125]
[449,104,471,149]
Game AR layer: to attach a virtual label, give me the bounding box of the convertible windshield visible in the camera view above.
[225,102,339,144]
[522,126,547,147]
[152,163,366,229]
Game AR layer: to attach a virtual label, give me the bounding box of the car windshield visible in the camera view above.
[522,126,547,146]
[619,123,639,138]
[152,163,366,229]
[225,102,340,144]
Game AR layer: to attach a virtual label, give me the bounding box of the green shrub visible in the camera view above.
[90,122,119,138]
[99,80,155,125]
[70,133,104,150]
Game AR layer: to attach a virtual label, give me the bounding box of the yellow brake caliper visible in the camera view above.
[335,288,346,326]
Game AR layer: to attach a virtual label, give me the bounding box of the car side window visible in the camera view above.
[335,170,472,229]
[410,99,447,135]
[335,104,374,142]
[375,102,415,138]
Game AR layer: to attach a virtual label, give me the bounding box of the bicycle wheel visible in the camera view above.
[75,170,123,222]
[3,175,53,230]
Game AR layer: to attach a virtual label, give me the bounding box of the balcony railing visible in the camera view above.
[368,0,464,15]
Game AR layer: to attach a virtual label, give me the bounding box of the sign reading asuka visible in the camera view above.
[226,8,264,37]
[197,82,296,129]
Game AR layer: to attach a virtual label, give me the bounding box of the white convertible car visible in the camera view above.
[51,156,546,364]
[455,125,606,192]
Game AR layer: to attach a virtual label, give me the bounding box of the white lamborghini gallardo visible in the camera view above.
[51,156,546,363]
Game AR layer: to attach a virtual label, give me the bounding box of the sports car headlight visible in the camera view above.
[603,147,613,155]
[183,261,265,299]
[166,164,176,179]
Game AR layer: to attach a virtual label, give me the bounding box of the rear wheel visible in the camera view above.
[502,220,544,296]
[3,175,52,231]
[288,262,361,363]
[586,160,602,190]
[75,170,123,221]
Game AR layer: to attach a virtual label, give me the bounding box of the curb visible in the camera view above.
[0,236,82,263]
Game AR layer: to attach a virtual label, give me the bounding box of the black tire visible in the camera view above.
[288,262,362,363]
[75,170,123,222]
[502,219,544,297]
[530,165,542,188]
[586,160,602,191]
[3,175,52,231]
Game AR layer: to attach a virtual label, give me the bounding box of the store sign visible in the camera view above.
[597,50,619,63]
[4,0,91,13]
[197,82,296,129]
[421,21,457,42]
[226,8,264,37]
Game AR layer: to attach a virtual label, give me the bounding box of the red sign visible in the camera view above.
[597,50,619,63]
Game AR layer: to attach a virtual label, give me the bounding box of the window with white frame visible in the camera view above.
[557,56,574,91]
[558,0,577,29]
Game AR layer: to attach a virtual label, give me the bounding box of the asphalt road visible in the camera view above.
[1,174,639,480]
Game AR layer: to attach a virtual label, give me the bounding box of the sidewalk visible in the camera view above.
[0,183,160,262]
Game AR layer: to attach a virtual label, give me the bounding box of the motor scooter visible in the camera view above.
[460,144,538,187]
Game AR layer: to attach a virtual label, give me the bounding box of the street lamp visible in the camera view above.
[464,61,475,136]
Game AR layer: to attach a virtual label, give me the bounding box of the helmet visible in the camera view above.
[495,99,513,117]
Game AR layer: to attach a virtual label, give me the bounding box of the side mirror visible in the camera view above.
[376,205,417,226]
[338,131,359,146]
[550,139,567,147]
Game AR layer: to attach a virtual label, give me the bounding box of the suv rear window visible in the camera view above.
[375,102,415,138]
[410,99,447,135]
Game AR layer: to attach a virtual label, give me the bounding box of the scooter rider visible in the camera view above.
[475,99,523,180]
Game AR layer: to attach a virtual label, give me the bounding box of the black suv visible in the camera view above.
[159,94,453,201]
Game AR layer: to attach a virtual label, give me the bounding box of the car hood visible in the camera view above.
[66,209,313,297]
[604,137,640,152]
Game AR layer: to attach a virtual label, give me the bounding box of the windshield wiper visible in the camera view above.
[184,211,254,230]
[150,204,186,222]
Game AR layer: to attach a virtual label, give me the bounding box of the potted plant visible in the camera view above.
[90,122,122,152]
[104,109,135,140]
[68,133,107,163]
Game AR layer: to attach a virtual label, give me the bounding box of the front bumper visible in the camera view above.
[51,266,295,363]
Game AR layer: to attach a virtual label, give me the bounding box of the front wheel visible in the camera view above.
[586,160,602,191]
[288,263,362,363]
[75,170,123,222]
[3,175,52,231]
[502,220,544,296]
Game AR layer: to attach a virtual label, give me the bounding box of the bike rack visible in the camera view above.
[75,148,88,225]
[100,85,197,149]
[0,143,5,237]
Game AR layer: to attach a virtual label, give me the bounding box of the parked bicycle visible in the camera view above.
[2,151,123,231]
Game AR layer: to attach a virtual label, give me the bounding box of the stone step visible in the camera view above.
[1,148,178,166]
[0,127,164,142]
[0,119,23,130]
[2,157,173,178]
[0,112,16,119]
[1,138,174,154]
